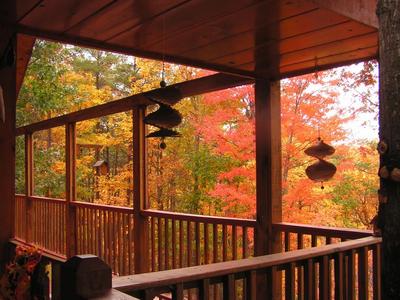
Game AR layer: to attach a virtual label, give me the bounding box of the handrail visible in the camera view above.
[71,201,134,214]
[113,236,381,293]
[273,222,372,239]
[142,209,257,227]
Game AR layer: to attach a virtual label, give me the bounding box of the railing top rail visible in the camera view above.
[141,209,257,227]
[273,222,372,239]
[113,236,381,293]
[71,201,134,214]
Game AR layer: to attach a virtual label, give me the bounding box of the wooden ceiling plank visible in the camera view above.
[279,46,377,77]
[309,0,378,28]
[16,34,35,97]
[19,0,116,33]
[146,0,318,51]
[206,9,350,65]
[279,32,377,67]
[108,0,263,48]
[205,21,375,70]
[15,24,257,79]
[160,2,320,57]
[16,0,43,23]
[67,0,191,41]
[178,8,348,63]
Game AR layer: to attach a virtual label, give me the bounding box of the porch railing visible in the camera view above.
[113,236,382,300]
[14,194,374,278]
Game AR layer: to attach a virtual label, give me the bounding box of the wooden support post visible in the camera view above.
[133,107,149,273]
[25,133,33,243]
[255,79,282,299]
[66,123,77,257]
[0,28,16,268]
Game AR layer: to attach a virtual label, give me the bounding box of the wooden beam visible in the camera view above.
[15,73,253,135]
[0,28,16,268]
[310,0,378,28]
[16,34,35,97]
[133,107,149,273]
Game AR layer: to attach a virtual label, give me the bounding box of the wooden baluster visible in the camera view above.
[285,232,291,252]
[199,278,210,300]
[113,211,119,274]
[347,250,356,300]
[285,263,295,300]
[172,283,184,300]
[223,274,235,300]
[107,210,112,269]
[151,217,155,271]
[128,213,133,273]
[304,259,314,300]
[358,247,368,300]
[297,233,304,300]
[311,235,317,247]
[188,221,192,267]
[165,218,169,270]
[158,218,162,270]
[204,223,209,264]
[232,225,238,261]
[179,220,184,268]
[334,252,344,300]
[243,227,248,258]
[213,224,218,262]
[223,225,228,261]
[196,222,201,265]
[319,256,329,300]
[172,219,177,269]
[246,270,257,300]
[373,243,382,300]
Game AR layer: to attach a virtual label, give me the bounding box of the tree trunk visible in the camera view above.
[377,1,400,299]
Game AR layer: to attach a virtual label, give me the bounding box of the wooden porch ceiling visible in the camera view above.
[4,0,378,79]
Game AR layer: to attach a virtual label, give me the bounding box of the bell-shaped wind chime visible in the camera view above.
[144,68,183,149]
[304,137,337,189]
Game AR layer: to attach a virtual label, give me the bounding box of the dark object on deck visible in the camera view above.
[304,138,335,158]
[60,255,112,300]
[0,40,15,69]
[144,104,182,129]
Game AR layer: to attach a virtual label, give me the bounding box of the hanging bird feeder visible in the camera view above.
[304,137,336,189]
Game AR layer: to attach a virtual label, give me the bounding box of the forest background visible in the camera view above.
[15,40,379,230]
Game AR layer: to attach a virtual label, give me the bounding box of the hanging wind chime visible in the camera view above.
[304,136,337,189]
[143,17,183,149]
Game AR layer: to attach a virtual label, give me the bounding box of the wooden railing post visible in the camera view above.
[133,107,149,273]
[255,79,282,299]
[66,123,77,257]
[25,133,33,243]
